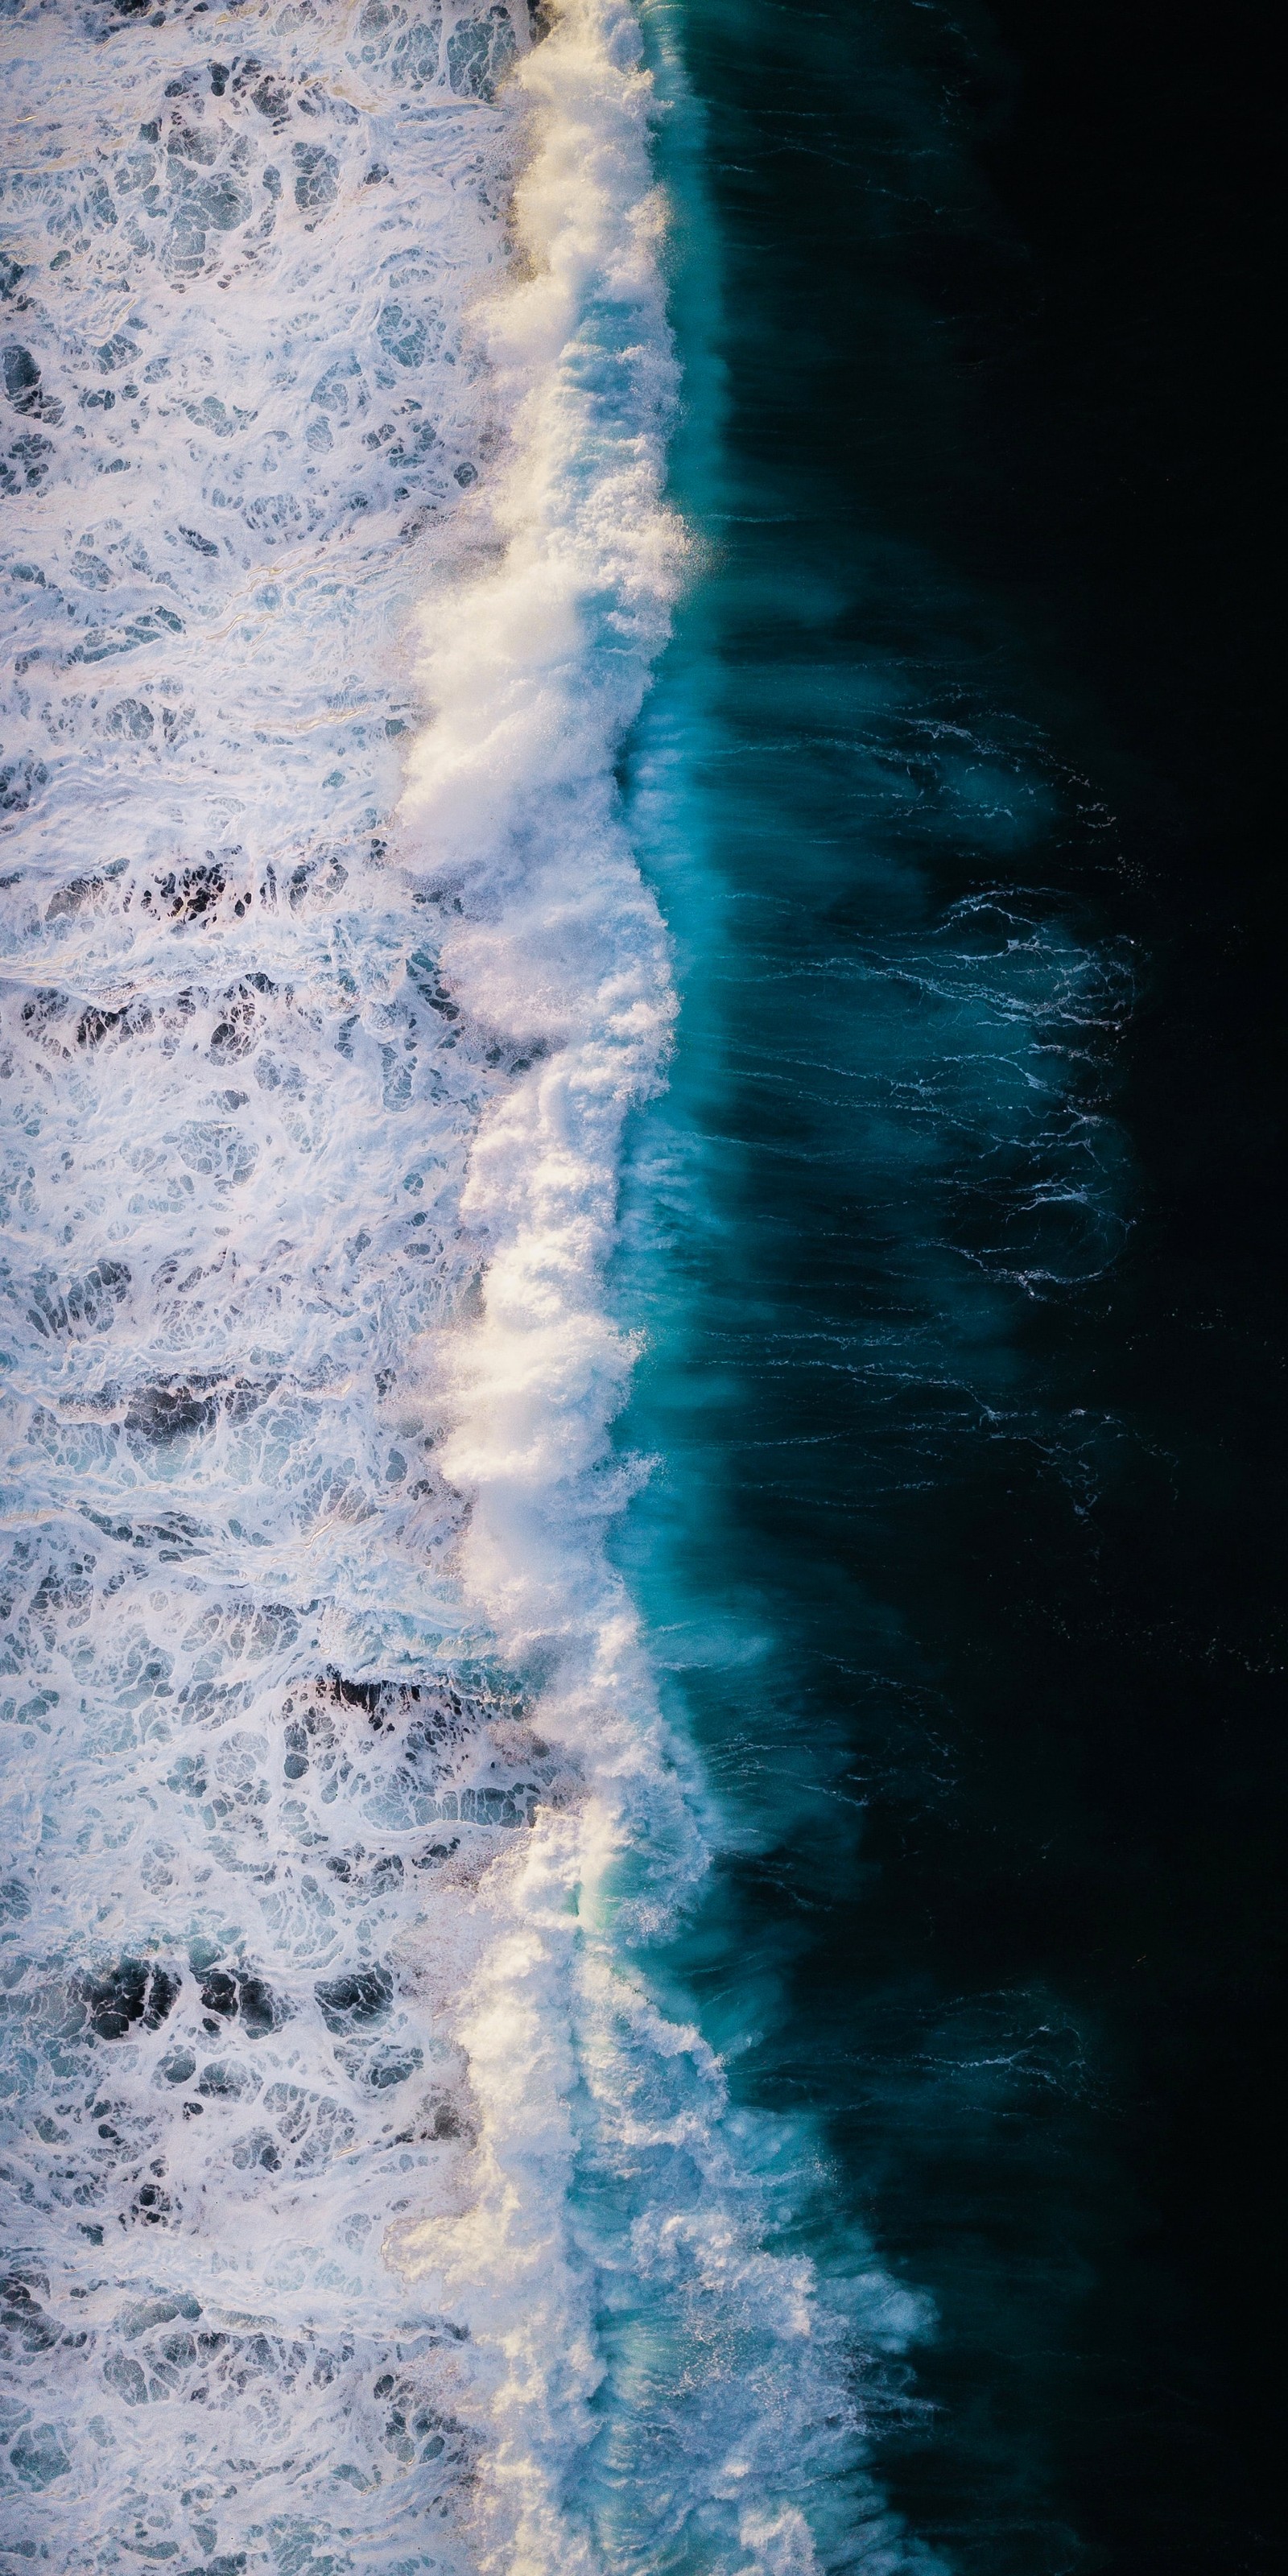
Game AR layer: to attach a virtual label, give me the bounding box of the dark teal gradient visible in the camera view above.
[609,2,1283,2570]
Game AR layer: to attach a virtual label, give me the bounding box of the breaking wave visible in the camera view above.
[0,3,937,2568]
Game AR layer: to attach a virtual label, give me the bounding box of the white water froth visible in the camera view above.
[1,4,936,2570]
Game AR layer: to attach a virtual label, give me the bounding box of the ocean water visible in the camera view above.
[613,4,1282,2573]
[2,1,1280,2572]
[0,2,927,2569]
[613,10,1134,2568]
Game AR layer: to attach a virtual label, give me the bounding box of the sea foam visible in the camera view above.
[1,4,932,2569]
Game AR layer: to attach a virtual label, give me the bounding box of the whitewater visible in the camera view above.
[0,4,935,2569]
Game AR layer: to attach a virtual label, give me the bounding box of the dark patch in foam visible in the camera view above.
[27,1258,131,1339]
[1,2276,60,2358]
[79,1959,181,2041]
[314,1965,394,2034]
[124,1374,270,1444]
[198,1969,283,2038]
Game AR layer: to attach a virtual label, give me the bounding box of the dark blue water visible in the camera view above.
[615,2,1282,2568]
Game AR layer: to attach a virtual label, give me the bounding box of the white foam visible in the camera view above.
[0,4,936,2568]
[390,10,938,2570]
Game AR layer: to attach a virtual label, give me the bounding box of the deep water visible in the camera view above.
[616,2,1283,2570]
